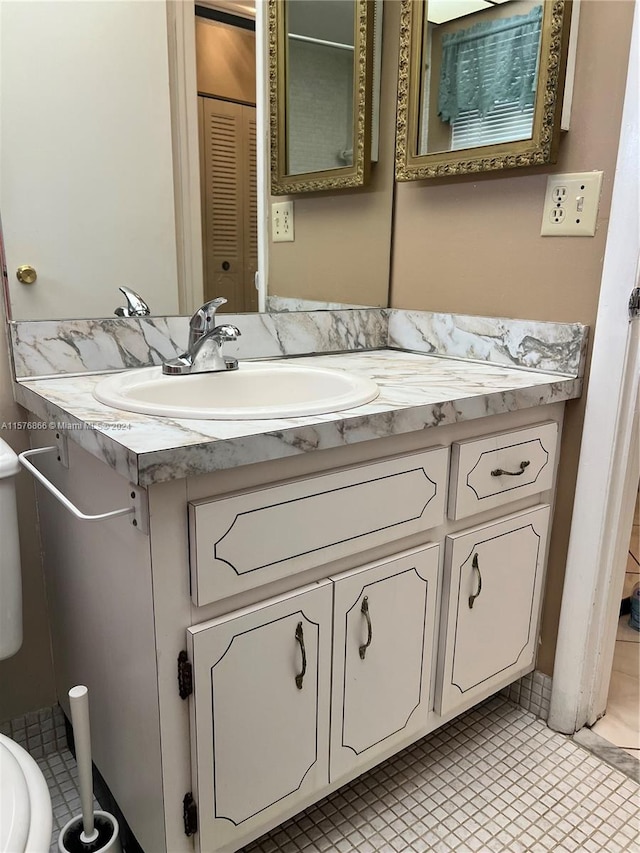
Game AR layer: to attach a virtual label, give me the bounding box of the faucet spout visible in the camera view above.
[188,297,228,349]
[115,286,151,317]
[162,299,241,375]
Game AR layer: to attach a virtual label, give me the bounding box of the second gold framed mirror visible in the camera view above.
[269,0,374,194]
[396,0,572,180]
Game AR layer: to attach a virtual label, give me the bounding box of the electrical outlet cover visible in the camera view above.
[541,171,603,237]
[272,201,294,242]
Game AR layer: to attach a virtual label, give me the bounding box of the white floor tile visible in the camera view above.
[15,697,640,853]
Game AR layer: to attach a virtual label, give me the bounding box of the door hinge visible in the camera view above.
[177,651,193,700]
[629,287,640,320]
[183,792,198,837]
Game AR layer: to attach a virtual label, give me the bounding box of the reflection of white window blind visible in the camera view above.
[451,102,535,149]
[449,26,538,150]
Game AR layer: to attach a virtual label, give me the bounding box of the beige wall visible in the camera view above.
[391,0,635,673]
[267,3,398,307]
[0,298,55,721]
[196,16,256,103]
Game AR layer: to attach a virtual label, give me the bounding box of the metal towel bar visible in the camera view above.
[19,446,136,523]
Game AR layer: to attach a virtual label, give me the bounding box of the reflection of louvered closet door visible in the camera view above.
[199,98,258,313]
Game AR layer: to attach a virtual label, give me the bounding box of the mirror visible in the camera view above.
[269,0,374,194]
[0,0,389,322]
[395,0,572,180]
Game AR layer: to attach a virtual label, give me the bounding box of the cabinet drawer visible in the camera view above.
[189,447,449,606]
[448,422,557,520]
[330,544,440,783]
[436,505,550,717]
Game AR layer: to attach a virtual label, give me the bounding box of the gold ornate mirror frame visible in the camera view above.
[269,0,374,195]
[395,0,573,181]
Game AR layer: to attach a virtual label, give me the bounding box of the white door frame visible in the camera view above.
[166,0,269,315]
[548,0,640,735]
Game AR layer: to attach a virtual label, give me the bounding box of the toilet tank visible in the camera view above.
[0,437,22,660]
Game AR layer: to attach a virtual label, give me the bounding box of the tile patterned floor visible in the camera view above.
[242,697,640,853]
[593,493,640,759]
[7,697,640,852]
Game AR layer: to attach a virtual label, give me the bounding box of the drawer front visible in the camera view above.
[189,447,448,606]
[448,422,558,520]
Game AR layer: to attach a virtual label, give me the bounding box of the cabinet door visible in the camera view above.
[330,545,440,783]
[187,581,332,853]
[437,505,550,717]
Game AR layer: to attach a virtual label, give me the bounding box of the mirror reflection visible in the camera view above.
[419,0,543,155]
[0,1,388,322]
[395,0,571,181]
[196,10,259,313]
[269,0,373,195]
[286,0,355,174]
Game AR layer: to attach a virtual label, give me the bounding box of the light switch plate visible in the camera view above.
[541,171,603,236]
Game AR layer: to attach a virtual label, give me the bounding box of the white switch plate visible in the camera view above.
[272,201,294,242]
[540,171,603,236]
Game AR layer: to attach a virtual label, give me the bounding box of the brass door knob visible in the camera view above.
[17,265,37,285]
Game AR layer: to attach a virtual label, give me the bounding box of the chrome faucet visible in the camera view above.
[114,286,151,317]
[162,297,241,375]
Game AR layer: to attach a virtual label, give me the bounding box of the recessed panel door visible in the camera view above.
[330,544,440,783]
[437,505,550,717]
[188,581,332,852]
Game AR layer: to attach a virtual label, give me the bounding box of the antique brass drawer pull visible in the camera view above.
[359,596,373,660]
[295,622,306,689]
[468,554,483,609]
[491,460,531,477]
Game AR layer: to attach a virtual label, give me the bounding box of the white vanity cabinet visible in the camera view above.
[30,403,566,853]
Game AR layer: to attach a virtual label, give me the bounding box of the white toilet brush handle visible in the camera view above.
[69,686,99,844]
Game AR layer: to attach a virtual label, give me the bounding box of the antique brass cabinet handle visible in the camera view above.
[491,460,531,477]
[359,596,373,660]
[295,622,306,689]
[468,554,483,609]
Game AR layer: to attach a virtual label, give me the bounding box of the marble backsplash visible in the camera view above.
[10,308,588,380]
[10,309,388,379]
[387,310,588,377]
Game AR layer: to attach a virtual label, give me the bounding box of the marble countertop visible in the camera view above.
[13,350,581,486]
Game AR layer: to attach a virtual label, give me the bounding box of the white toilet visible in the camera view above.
[0,437,53,853]
[0,734,53,853]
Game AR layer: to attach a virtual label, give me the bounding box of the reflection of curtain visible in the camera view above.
[438,5,543,123]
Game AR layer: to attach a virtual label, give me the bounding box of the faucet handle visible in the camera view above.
[211,323,241,343]
[115,286,151,317]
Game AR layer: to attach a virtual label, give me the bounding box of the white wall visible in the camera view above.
[0,0,180,320]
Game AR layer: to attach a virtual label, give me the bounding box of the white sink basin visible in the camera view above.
[94,362,379,420]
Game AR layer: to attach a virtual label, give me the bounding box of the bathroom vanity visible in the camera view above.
[10,311,586,853]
